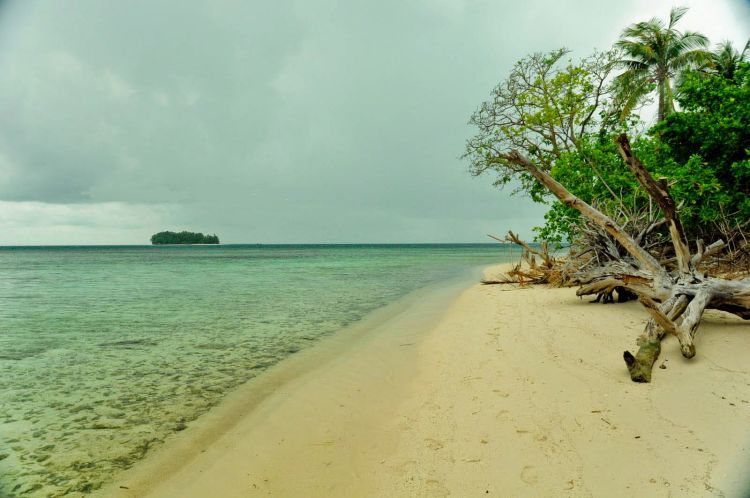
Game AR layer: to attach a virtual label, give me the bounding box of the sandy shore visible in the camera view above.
[97,265,750,497]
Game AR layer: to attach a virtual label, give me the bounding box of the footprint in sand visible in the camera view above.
[495,409,511,421]
[425,479,450,497]
[520,465,539,485]
[424,438,445,450]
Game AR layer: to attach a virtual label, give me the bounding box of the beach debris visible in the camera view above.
[494,134,750,383]
[482,231,561,286]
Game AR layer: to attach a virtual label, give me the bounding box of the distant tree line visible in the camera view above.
[150,231,220,245]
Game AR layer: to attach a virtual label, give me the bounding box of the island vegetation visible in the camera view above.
[150,231,220,245]
[467,6,750,382]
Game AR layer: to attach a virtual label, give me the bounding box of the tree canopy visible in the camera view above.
[614,6,709,122]
[705,39,749,80]
[150,231,220,245]
[467,8,750,384]
[465,48,618,201]
[466,7,749,247]
[653,61,750,232]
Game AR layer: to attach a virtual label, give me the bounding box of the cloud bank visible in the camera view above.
[0,0,747,244]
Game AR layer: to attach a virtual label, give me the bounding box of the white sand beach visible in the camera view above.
[96,265,750,497]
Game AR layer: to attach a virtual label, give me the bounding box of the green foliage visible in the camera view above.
[536,62,749,242]
[466,9,748,246]
[705,39,749,80]
[650,62,750,234]
[150,231,220,245]
[532,135,651,243]
[532,203,579,245]
[614,6,709,122]
[465,49,618,200]
[659,63,749,169]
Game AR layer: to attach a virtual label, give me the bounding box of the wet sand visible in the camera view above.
[96,265,750,497]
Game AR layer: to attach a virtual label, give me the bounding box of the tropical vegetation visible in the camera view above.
[150,231,220,245]
[466,7,750,383]
[613,6,709,122]
[466,6,749,248]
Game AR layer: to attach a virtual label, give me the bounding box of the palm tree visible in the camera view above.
[614,6,709,122]
[707,39,749,80]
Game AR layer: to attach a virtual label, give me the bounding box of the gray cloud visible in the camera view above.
[0,0,747,244]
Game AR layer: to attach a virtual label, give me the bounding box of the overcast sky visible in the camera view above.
[0,0,747,244]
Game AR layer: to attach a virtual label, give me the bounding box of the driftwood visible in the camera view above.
[496,134,750,382]
[482,231,561,286]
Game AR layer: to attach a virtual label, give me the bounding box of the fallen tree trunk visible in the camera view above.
[497,134,750,382]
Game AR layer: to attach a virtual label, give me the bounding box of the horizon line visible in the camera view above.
[0,241,530,248]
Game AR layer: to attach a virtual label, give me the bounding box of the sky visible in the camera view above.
[0,0,748,244]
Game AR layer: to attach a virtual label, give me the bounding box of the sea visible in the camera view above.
[0,244,519,497]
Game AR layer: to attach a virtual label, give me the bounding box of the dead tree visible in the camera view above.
[481,231,562,286]
[496,134,750,382]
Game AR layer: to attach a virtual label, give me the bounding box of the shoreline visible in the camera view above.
[94,264,489,497]
[97,264,750,497]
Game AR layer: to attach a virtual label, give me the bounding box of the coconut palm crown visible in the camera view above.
[614,6,709,122]
[708,39,750,80]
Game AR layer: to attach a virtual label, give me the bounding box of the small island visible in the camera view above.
[150,231,220,245]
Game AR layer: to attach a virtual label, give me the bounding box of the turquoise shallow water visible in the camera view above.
[0,244,516,497]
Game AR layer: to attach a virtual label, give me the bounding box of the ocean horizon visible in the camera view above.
[0,243,517,248]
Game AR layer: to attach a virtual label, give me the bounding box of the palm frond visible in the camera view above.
[668,49,711,72]
[617,77,652,121]
[621,19,664,39]
[612,69,653,121]
[614,6,710,121]
[707,39,750,78]
[668,6,689,28]
[618,59,650,70]
[674,31,710,51]
[616,40,657,63]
